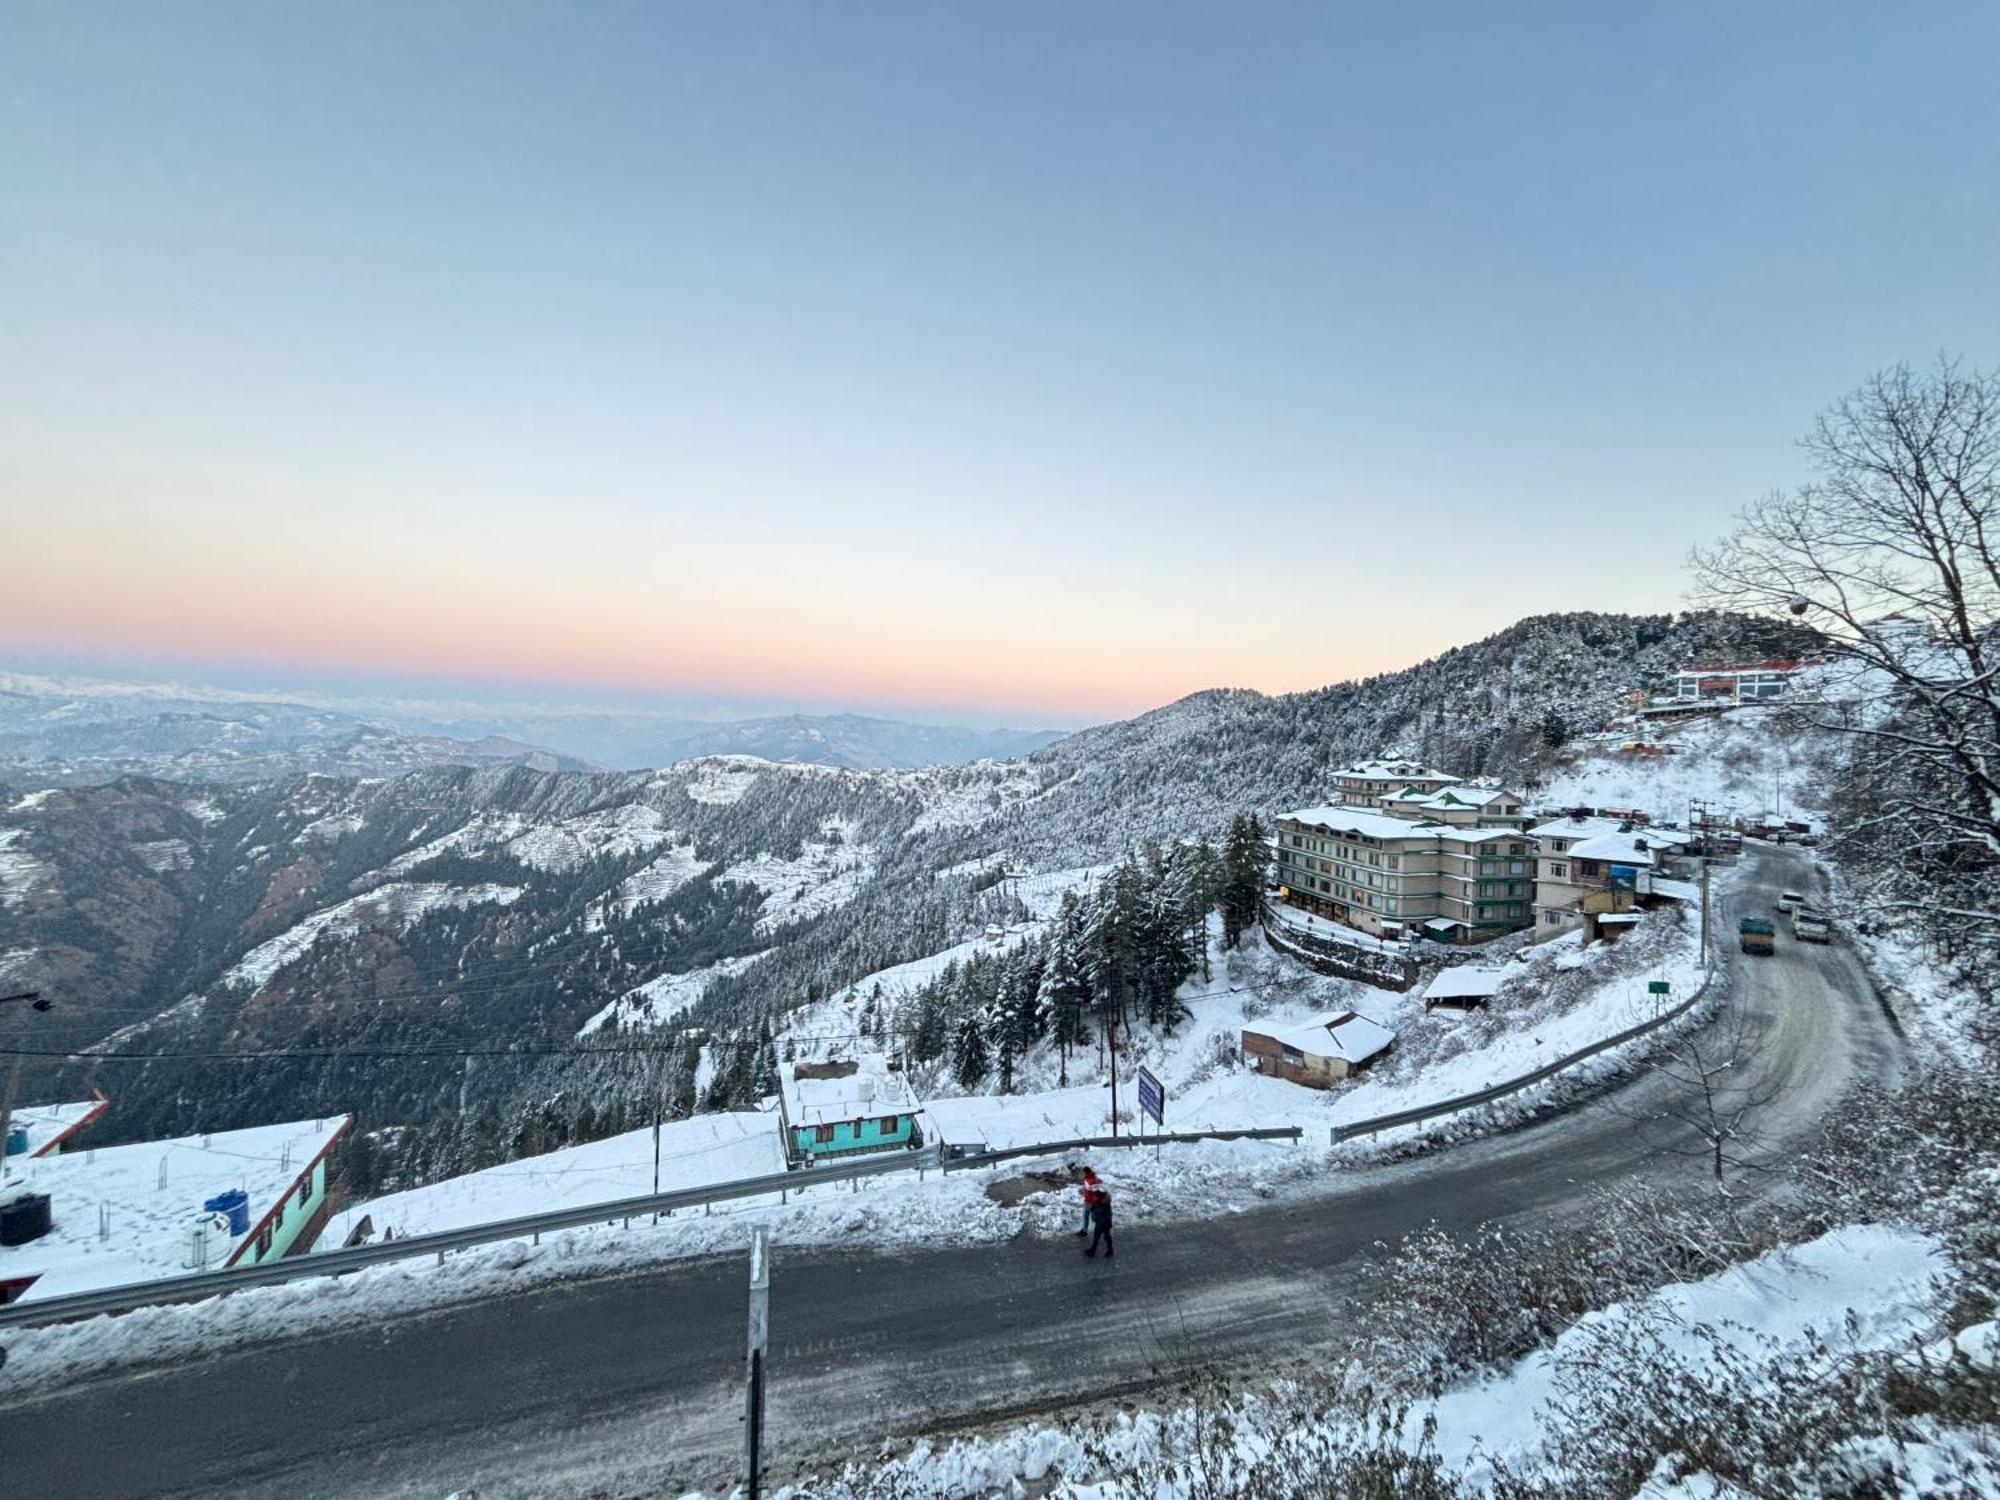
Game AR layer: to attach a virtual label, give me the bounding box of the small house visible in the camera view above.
[777,1056,923,1166]
[1241,1011,1395,1089]
[1421,965,1510,1012]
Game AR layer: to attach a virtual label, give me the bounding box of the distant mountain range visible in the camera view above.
[0,671,1067,784]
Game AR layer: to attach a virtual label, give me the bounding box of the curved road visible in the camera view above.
[0,847,1898,1498]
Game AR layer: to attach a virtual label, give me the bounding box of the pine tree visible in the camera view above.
[1220,813,1268,949]
[754,1018,780,1098]
[950,1012,989,1091]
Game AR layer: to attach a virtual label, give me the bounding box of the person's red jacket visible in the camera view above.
[1081,1174,1105,1209]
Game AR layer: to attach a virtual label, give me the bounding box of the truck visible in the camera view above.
[1739,916,1776,956]
[1792,908,1832,944]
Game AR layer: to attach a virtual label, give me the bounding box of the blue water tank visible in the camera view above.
[203,1189,251,1236]
[3,1124,27,1157]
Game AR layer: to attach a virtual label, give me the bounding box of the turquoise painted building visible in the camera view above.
[778,1058,923,1166]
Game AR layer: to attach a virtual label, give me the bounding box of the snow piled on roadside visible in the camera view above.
[0,1134,1313,1397]
[774,1225,1953,1498]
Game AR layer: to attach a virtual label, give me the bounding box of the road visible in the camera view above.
[0,847,1898,1499]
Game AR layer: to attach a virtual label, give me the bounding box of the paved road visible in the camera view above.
[0,848,1897,1499]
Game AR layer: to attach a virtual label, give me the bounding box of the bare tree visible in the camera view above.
[1691,358,2000,961]
[1617,1005,1781,1195]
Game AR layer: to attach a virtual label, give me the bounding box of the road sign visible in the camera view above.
[1136,1066,1165,1130]
[1647,980,1671,995]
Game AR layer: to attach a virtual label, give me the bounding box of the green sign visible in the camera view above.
[1647,980,1671,995]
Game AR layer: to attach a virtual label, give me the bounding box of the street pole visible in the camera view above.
[744,1226,770,1500]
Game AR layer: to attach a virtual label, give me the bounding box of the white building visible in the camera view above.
[1672,660,1805,705]
[6,1094,111,1159]
[1329,757,1463,809]
[0,1115,350,1307]
[1531,814,1697,939]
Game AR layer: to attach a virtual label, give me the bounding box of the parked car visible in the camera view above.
[1776,889,1807,913]
[1739,917,1776,956]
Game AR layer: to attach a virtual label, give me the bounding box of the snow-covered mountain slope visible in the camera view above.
[0,610,1815,1165]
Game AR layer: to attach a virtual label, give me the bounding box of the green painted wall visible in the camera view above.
[789,1113,915,1161]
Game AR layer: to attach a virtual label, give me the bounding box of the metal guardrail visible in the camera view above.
[941,1125,1303,1173]
[1330,957,1717,1144]
[0,1147,926,1331]
[0,1124,1304,1330]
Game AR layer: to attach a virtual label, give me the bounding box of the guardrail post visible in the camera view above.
[745,1227,770,1500]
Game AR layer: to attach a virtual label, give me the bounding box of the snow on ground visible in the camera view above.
[181,795,225,824]
[8,788,58,812]
[504,803,673,872]
[0,828,48,908]
[0,1128,1316,1395]
[776,866,1105,1059]
[767,1224,1952,1498]
[674,756,767,805]
[382,815,528,875]
[720,816,878,933]
[578,953,763,1035]
[1537,709,1830,826]
[296,810,364,843]
[329,1112,785,1244]
[131,838,193,873]
[221,882,525,990]
[903,763,1041,835]
[602,843,712,916]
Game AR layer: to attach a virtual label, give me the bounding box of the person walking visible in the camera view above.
[1074,1167,1103,1238]
[1080,1184,1112,1264]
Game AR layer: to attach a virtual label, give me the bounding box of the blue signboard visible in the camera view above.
[1136,1066,1165,1129]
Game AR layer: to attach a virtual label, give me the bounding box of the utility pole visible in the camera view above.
[744,1227,770,1500]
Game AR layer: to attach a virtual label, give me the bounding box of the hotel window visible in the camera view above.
[1550,862,1568,878]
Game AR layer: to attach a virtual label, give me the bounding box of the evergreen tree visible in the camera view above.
[950,1012,989,1091]
[1220,813,1268,948]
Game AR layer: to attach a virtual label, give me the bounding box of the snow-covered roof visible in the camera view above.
[1567,832,1662,865]
[1333,759,1461,783]
[1256,1011,1396,1065]
[1421,966,1511,1004]
[780,1054,919,1128]
[1437,826,1525,845]
[0,1116,349,1304]
[8,1095,111,1157]
[1280,806,1435,841]
[336,1112,784,1243]
[1413,786,1519,809]
[1646,877,1701,902]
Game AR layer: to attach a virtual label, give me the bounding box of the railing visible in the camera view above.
[941,1125,1302,1172]
[0,1124,1302,1331]
[0,1148,926,1331]
[1330,956,1717,1144]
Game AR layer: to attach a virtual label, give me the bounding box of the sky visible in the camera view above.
[3,3,1997,728]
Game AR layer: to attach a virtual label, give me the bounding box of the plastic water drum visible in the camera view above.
[3,1124,26,1157]
[203,1188,252,1236]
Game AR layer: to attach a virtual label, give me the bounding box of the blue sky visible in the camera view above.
[3,3,1995,725]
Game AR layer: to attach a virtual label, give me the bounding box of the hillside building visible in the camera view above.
[777,1055,923,1166]
[0,1115,350,1307]
[1273,804,1535,944]
[1329,757,1462,809]
[1530,814,1698,940]
[1671,660,1804,706]
[1242,1010,1395,1088]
